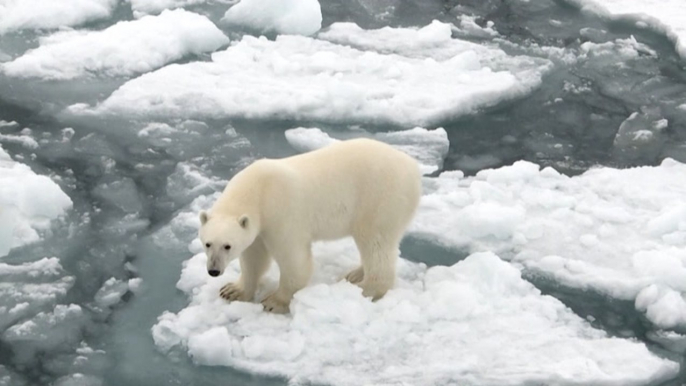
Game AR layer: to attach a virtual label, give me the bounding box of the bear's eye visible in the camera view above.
[224,244,231,251]
[205,243,211,248]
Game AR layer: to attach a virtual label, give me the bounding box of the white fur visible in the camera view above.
[199,138,422,313]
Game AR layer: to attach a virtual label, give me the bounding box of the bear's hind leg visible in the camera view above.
[262,242,313,314]
[353,233,399,301]
[220,236,271,302]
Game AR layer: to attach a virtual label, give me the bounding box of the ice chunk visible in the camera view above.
[636,285,686,329]
[91,177,142,214]
[223,0,322,36]
[0,0,117,35]
[612,109,667,164]
[414,158,686,328]
[565,0,686,59]
[2,10,229,80]
[127,0,231,17]
[152,242,678,385]
[5,304,85,365]
[94,278,130,308]
[69,22,550,127]
[0,258,74,331]
[580,36,657,59]
[53,373,103,386]
[0,144,72,257]
[284,127,336,153]
[454,15,499,38]
[284,127,449,174]
[377,128,449,174]
[0,132,39,149]
[166,163,223,205]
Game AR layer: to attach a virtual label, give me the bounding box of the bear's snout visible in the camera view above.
[208,269,220,277]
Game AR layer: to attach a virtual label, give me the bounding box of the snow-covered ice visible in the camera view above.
[2,9,229,80]
[415,159,686,329]
[0,0,117,35]
[285,127,449,174]
[0,144,72,257]
[566,0,686,58]
[223,0,322,36]
[69,21,550,126]
[152,237,678,385]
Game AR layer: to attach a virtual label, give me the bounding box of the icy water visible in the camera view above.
[1,0,686,385]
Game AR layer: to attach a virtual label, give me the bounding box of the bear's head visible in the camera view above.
[198,210,258,277]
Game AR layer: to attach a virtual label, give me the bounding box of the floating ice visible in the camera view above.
[415,158,686,329]
[223,0,322,36]
[0,0,116,35]
[0,144,72,257]
[284,127,337,153]
[69,21,550,127]
[284,127,449,174]
[2,9,229,80]
[612,109,667,164]
[92,177,142,214]
[127,0,233,17]
[5,304,86,365]
[152,239,678,385]
[0,258,74,331]
[566,0,686,59]
[580,36,657,59]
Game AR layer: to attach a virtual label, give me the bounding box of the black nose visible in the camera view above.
[208,270,220,277]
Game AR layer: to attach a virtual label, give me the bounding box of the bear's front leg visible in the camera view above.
[220,282,249,301]
[262,243,313,314]
[219,237,271,302]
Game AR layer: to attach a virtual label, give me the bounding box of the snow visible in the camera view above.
[69,21,550,127]
[566,0,686,59]
[0,0,117,35]
[284,127,449,174]
[2,10,229,80]
[152,238,678,385]
[222,0,322,36]
[0,144,73,257]
[414,158,686,329]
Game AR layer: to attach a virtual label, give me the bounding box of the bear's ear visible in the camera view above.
[199,211,210,225]
[238,215,249,229]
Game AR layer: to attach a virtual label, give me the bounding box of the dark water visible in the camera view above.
[0,0,685,385]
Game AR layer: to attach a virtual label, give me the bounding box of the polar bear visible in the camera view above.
[198,138,421,313]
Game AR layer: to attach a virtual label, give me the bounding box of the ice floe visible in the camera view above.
[415,158,686,329]
[2,9,229,80]
[152,237,678,385]
[0,0,116,35]
[0,144,72,257]
[69,21,550,127]
[222,0,322,36]
[566,0,686,59]
[285,127,449,174]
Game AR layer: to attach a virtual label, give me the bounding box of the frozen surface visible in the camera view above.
[415,159,686,329]
[2,10,229,80]
[69,21,550,126]
[223,0,322,36]
[0,0,117,34]
[152,238,678,385]
[566,0,686,58]
[285,127,449,174]
[0,144,72,257]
